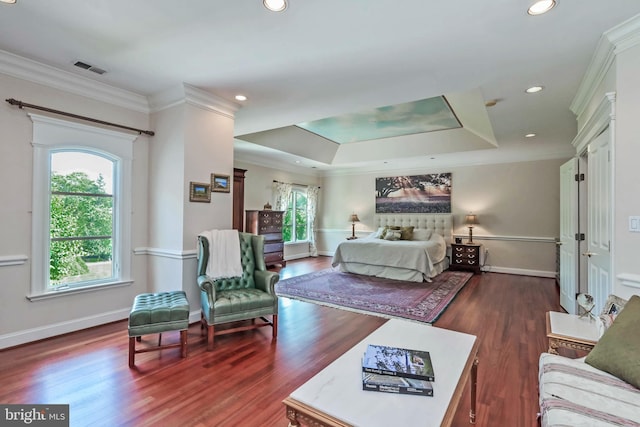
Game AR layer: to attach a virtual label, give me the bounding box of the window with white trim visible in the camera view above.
[30,114,136,298]
[283,188,308,243]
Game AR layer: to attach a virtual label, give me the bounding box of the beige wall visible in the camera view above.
[0,73,151,347]
[613,44,640,299]
[237,158,566,276]
[0,76,237,348]
[319,159,565,276]
[234,160,321,260]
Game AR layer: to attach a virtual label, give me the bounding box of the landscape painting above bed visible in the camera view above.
[375,173,451,213]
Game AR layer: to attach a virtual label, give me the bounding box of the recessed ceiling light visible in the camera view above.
[525,133,537,138]
[0,0,17,4]
[263,0,287,12]
[235,95,247,101]
[527,0,556,16]
[525,86,544,94]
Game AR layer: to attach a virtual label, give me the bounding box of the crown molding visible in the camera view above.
[572,92,616,154]
[149,83,239,119]
[234,151,323,177]
[571,14,640,118]
[0,49,149,113]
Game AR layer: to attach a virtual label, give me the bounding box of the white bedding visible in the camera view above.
[331,232,447,282]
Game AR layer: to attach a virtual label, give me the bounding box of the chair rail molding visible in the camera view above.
[617,273,640,289]
[134,247,197,260]
[0,254,28,267]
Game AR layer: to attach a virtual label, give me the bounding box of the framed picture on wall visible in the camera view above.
[211,173,231,193]
[375,173,452,213]
[190,182,211,202]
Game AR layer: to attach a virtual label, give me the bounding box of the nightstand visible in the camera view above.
[450,243,483,274]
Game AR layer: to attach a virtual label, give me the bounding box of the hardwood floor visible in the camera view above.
[0,257,562,427]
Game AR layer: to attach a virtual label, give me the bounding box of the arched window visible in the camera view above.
[29,114,136,299]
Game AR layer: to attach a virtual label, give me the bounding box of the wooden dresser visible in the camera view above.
[450,243,483,274]
[245,210,286,267]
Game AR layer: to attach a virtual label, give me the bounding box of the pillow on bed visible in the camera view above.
[370,227,385,239]
[380,225,414,240]
[398,226,414,240]
[429,232,446,246]
[412,229,433,241]
[383,230,402,240]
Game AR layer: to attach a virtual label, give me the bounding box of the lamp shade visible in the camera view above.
[464,214,478,226]
[349,213,360,223]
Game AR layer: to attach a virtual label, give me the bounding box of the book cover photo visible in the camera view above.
[362,344,435,381]
[362,372,434,397]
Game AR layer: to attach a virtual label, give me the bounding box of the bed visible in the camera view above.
[331,214,453,282]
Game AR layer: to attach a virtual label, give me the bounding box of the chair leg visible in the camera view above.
[200,312,206,336]
[158,333,162,346]
[128,336,136,368]
[180,330,188,358]
[272,314,278,339]
[207,324,214,351]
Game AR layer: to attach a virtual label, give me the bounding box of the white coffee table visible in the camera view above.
[283,319,479,427]
[546,311,600,355]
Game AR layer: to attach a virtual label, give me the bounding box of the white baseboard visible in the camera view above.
[286,252,311,261]
[482,265,556,278]
[0,308,130,350]
[189,310,201,324]
[1,309,204,350]
[317,252,555,279]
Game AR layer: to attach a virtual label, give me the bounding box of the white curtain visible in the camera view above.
[307,185,320,257]
[273,181,292,212]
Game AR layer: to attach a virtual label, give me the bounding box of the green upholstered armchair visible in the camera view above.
[197,232,279,351]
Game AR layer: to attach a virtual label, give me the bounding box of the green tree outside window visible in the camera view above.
[283,189,308,243]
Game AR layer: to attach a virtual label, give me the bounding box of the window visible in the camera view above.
[283,188,308,243]
[49,151,115,288]
[30,114,136,299]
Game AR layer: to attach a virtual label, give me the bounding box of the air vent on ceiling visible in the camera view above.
[73,60,106,75]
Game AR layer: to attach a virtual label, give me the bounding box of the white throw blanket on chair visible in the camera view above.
[198,229,243,279]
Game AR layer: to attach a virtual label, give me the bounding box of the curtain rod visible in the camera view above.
[273,179,320,189]
[5,98,155,136]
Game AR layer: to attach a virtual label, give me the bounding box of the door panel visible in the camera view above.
[586,128,611,314]
[559,158,579,314]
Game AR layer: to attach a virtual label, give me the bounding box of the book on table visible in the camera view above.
[362,372,433,397]
[362,344,435,382]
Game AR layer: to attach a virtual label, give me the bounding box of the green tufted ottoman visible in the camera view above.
[128,291,190,368]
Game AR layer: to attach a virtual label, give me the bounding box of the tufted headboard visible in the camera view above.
[373,214,453,246]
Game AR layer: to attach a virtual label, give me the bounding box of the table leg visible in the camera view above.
[286,406,300,427]
[469,357,478,424]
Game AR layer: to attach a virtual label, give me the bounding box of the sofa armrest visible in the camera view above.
[197,275,216,305]
[254,270,279,295]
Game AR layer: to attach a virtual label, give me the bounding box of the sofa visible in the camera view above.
[538,295,640,426]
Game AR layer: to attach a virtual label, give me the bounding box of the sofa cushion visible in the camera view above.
[539,352,640,426]
[585,295,640,389]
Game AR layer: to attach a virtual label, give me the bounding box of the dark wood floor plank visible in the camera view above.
[0,256,562,427]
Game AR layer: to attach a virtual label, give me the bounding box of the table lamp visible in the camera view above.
[464,214,478,243]
[348,213,360,240]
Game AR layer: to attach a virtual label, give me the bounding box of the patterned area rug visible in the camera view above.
[275,269,473,323]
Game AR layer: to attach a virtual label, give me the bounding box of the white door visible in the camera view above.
[559,158,579,314]
[586,127,612,314]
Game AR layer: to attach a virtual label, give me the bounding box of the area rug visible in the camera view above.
[275,269,473,323]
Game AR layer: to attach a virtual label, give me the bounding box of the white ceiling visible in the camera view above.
[1,1,639,174]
